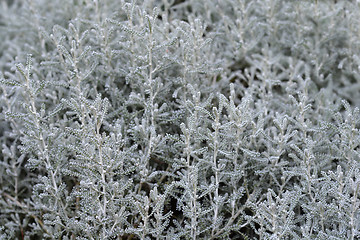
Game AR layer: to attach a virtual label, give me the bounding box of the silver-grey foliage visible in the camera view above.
[1,0,360,239]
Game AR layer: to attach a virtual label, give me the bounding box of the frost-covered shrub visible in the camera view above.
[1,0,360,239]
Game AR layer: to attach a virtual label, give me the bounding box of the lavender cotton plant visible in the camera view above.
[1,0,360,239]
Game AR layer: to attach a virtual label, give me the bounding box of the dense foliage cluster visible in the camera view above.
[1,0,360,239]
